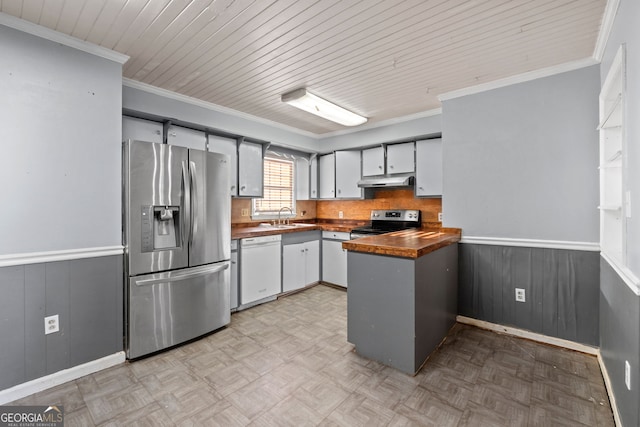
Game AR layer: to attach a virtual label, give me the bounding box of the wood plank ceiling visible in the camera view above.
[0,0,607,135]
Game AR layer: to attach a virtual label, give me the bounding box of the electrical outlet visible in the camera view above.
[338,211,344,219]
[438,212,443,222]
[625,360,631,390]
[241,208,249,217]
[515,288,526,302]
[44,315,59,335]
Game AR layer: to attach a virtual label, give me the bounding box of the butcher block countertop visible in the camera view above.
[231,221,358,240]
[342,228,461,259]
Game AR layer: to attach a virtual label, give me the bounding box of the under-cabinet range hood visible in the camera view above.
[357,174,414,188]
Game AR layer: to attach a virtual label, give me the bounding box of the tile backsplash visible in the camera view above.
[232,189,441,226]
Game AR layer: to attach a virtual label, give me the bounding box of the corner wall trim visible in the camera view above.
[0,246,124,267]
[593,0,621,62]
[456,316,599,355]
[459,236,600,252]
[0,12,129,64]
[601,253,640,296]
[0,352,125,405]
[597,353,622,427]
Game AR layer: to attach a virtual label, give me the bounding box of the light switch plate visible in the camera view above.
[625,360,631,390]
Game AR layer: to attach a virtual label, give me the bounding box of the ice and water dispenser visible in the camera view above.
[140,205,181,252]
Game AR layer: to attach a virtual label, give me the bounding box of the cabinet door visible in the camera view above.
[304,240,320,284]
[319,153,335,199]
[362,146,385,176]
[238,140,263,197]
[415,138,442,197]
[310,156,319,199]
[208,135,238,197]
[167,125,207,150]
[335,150,362,199]
[295,158,310,200]
[283,243,305,292]
[386,142,415,174]
[322,240,347,287]
[122,116,163,143]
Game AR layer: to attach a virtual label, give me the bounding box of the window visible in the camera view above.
[252,156,296,218]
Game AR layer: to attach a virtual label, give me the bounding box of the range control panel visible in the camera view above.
[370,209,421,222]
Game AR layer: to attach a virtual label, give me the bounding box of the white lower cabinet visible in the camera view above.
[283,240,320,292]
[322,231,350,287]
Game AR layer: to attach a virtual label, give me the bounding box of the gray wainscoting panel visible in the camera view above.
[45,263,70,375]
[0,267,26,389]
[69,256,123,366]
[24,265,46,382]
[599,258,640,427]
[458,244,600,346]
[0,255,123,390]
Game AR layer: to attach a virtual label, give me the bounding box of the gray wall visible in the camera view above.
[122,84,319,152]
[442,66,600,243]
[0,256,123,390]
[0,25,123,255]
[0,25,125,391]
[459,245,600,346]
[598,1,640,426]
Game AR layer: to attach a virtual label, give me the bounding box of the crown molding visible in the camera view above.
[123,78,320,140]
[593,0,621,62]
[438,57,598,102]
[0,12,128,64]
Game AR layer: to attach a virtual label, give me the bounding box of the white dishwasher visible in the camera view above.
[240,234,282,306]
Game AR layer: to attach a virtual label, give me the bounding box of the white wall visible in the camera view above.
[0,25,123,255]
[442,65,600,243]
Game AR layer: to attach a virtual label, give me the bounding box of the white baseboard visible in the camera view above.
[598,353,622,427]
[0,352,125,405]
[456,316,598,355]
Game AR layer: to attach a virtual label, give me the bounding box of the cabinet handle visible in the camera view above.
[338,189,341,194]
[378,165,383,169]
[389,165,394,169]
[241,185,246,190]
[155,130,161,135]
[419,186,424,190]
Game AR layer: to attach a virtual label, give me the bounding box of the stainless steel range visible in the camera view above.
[350,209,422,239]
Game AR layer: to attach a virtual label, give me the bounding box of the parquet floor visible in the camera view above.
[12,284,614,426]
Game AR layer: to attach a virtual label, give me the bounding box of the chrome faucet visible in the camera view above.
[278,206,293,225]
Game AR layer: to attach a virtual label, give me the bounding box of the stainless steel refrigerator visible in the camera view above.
[123,140,231,359]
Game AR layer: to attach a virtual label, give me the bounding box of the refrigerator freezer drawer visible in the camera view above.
[127,262,230,359]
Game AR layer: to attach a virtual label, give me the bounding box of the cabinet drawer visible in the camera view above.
[322,231,351,241]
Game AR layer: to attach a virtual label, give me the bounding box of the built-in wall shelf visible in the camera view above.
[599,44,627,277]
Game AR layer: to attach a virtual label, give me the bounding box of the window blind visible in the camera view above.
[253,157,295,215]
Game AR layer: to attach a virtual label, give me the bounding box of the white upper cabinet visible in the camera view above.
[386,142,415,174]
[319,153,335,199]
[415,138,442,197]
[122,116,162,143]
[295,157,310,200]
[335,150,362,198]
[167,125,207,150]
[310,156,319,199]
[362,146,385,176]
[238,140,263,197]
[208,135,238,197]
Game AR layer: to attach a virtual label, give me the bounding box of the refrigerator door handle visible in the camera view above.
[134,263,229,287]
[181,160,190,248]
[189,160,198,247]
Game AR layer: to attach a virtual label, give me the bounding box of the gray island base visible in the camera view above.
[347,243,458,375]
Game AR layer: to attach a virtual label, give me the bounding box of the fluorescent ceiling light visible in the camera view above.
[281,88,367,127]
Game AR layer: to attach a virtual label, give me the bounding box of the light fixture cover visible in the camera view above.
[281,88,367,126]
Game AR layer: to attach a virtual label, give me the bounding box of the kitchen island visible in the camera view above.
[342,228,461,375]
